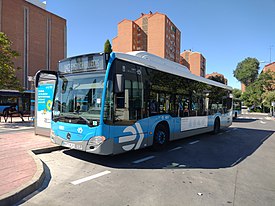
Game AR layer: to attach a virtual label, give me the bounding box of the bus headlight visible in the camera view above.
[88,136,106,148]
[50,129,56,143]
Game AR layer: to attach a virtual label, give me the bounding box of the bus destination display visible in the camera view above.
[59,55,104,73]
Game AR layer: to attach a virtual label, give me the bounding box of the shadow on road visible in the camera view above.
[63,127,274,170]
[233,118,258,123]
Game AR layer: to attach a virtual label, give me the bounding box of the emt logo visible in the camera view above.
[118,123,144,151]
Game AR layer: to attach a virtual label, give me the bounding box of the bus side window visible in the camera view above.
[116,93,125,108]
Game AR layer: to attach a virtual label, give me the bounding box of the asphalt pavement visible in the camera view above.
[0,114,274,206]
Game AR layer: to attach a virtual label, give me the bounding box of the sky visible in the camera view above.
[45,0,275,89]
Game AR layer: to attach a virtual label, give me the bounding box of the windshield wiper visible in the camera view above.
[78,115,91,125]
[53,114,74,122]
[53,113,92,126]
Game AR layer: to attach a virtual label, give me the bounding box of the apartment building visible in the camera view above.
[0,0,66,90]
[262,62,275,73]
[113,12,181,63]
[180,50,206,77]
[205,72,228,85]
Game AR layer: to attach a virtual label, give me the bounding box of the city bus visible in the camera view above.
[35,51,233,155]
[233,98,242,119]
[0,90,33,119]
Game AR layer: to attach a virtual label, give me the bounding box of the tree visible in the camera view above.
[262,91,275,109]
[0,32,22,90]
[232,88,242,99]
[241,70,275,112]
[233,57,259,86]
[257,70,275,92]
[241,82,262,108]
[104,39,112,53]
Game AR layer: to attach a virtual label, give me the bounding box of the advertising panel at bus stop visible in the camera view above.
[36,82,54,129]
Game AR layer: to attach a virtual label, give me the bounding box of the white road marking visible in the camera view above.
[71,170,111,185]
[260,121,266,124]
[132,156,155,164]
[168,146,182,152]
[189,140,200,145]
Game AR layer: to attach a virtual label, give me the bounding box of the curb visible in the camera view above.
[32,146,64,155]
[0,146,63,206]
[0,151,45,206]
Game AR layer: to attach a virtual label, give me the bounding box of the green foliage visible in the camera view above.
[241,82,262,107]
[257,70,275,92]
[104,39,112,53]
[241,70,275,110]
[262,91,275,108]
[233,57,259,86]
[0,32,22,90]
[232,88,242,99]
[206,75,226,84]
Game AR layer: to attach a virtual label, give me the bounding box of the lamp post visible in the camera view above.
[28,75,35,120]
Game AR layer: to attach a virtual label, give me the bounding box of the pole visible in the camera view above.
[272,101,275,117]
[270,45,274,63]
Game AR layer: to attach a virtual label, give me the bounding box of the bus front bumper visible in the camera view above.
[50,133,114,155]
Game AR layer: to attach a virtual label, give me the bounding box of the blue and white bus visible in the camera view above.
[233,98,242,119]
[35,51,233,155]
[0,90,33,118]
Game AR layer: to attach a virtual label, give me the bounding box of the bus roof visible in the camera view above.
[115,51,232,91]
[58,52,104,63]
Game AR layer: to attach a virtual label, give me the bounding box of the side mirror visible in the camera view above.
[35,70,58,88]
[115,74,124,93]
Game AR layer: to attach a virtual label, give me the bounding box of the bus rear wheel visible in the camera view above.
[213,118,220,134]
[152,124,169,151]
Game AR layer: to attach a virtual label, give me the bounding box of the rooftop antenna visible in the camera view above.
[270,45,274,63]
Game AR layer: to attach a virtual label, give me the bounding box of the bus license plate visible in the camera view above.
[62,141,83,150]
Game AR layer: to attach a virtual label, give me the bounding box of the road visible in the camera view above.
[18,114,275,206]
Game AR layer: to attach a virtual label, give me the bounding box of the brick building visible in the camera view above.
[180,50,206,77]
[113,12,181,63]
[262,62,275,73]
[205,72,228,85]
[0,0,66,90]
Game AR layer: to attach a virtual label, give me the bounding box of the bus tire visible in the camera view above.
[152,123,169,151]
[213,118,220,134]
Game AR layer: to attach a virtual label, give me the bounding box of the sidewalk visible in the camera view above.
[0,117,34,133]
[0,119,61,206]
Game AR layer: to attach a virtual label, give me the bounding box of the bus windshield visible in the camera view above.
[53,72,105,126]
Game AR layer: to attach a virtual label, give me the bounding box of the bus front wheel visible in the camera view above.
[152,123,169,151]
